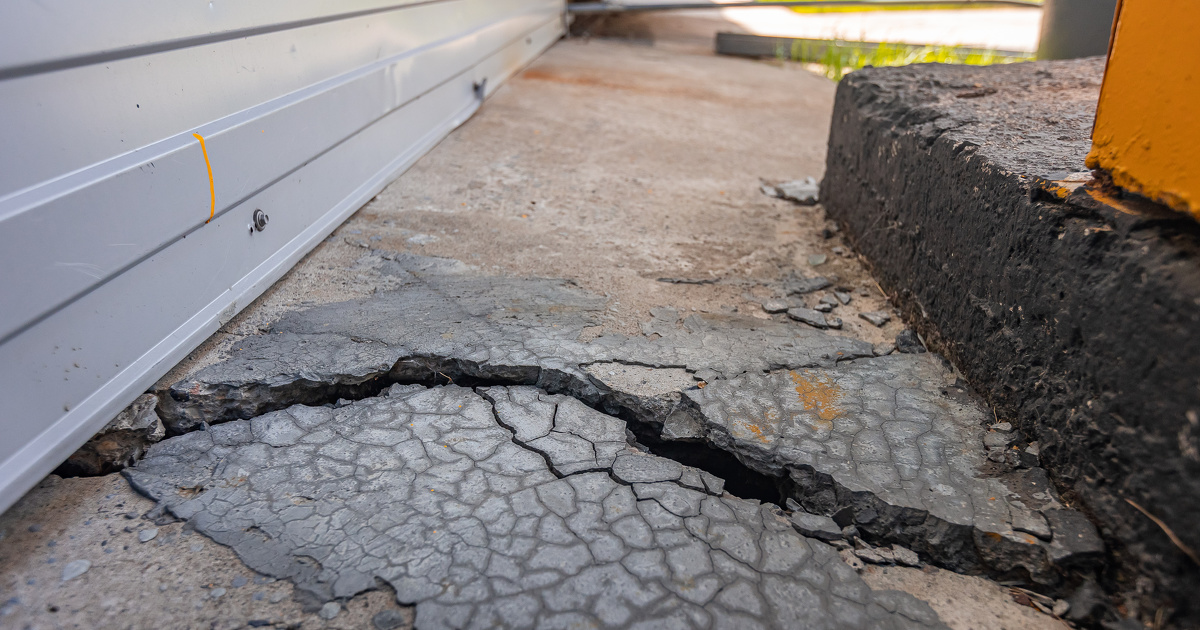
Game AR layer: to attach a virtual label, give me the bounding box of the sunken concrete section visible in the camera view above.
[821,59,1200,623]
[127,384,945,629]
[151,254,1102,594]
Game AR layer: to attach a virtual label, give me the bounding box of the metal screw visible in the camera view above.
[252,209,269,232]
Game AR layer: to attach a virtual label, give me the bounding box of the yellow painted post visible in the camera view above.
[1086,0,1200,218]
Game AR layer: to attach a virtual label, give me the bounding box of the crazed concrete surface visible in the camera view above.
[127,384,945,629]
[154,254,1101,591]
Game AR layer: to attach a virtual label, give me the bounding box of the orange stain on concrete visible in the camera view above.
[789,370,842,429]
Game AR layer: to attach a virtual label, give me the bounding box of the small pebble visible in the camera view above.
[232,576,249,588]
[760,298,789,314]
[825,316,843,329]
[138,528,158,543]
[61,559,91,582]
[319,602,341,620]
[990,422,1013,433]
[834,291,852,305]
[209,588,226,600]
[814,302,834,313]
[808,254,828,266]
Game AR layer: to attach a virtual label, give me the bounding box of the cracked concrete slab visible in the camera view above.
[155,254,1101,590]
[127,384,946,629]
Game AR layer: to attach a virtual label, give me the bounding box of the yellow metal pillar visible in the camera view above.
[1087,0,1200,218]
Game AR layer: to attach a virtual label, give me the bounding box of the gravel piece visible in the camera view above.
[60,560,90,582]
[808,253,828,266]
[835,291,852,305]
[859,311,892,327]
[895,329,926,353]
[760,298,789,314]
[775,177,820,205]
[318,602,340,620]
[786,276,831,295]
[787,307,828,328]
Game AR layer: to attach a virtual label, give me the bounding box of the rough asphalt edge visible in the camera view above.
[144,254,1102,595]
[125,383,948,630]
[820,59,1200,625]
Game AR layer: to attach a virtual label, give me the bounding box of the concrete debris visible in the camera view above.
[819,294,840,307]
[138,528,158,543]
[834,291,852,305]
[826,316,843,330]
[759,298,789,314]
[127,385,946,629]
[894,329,926,354]
[892,546,921,568]
[786,307,828,328]
[859,312,892,327]
[814,302,834,313]
[785,275,832,295]
[990,422,1013,433]
[58,393,166,476]
[768,177,820,205]
[872,342,895,357]
[839,549,866,572]
[60,560,90,582]
[788,510,843,542]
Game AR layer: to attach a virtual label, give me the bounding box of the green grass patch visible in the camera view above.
[779,39,1035,80]
[769,0,1042,13]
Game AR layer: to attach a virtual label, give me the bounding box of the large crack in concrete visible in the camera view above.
[126,384,946,629]
[145,254,1103,598]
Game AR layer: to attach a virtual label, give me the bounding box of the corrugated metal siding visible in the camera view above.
[0,0,565,512]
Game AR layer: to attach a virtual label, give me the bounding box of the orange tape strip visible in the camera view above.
[193,133,215,223]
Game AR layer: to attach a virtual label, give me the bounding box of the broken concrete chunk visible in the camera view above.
[815,302,834,313]
[872,342,896,356]
[835,291,853,305]
[760,298,789,314]
[1044,508,1105,566]
[859,311,892,327]
[787,307,828,328]
[786,275,832,295]
[839,549,866,572]
[892,545,921,567]
[983,431,1017,449]
[990,422,1013,433]
[774,177,820,205]
[895,329,926,353]
[790,511,843,542]
[58,393,166,476]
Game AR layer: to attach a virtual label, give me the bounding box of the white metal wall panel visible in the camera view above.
[0,0,566,513]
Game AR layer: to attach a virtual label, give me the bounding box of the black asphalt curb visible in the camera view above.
[821,58,1200,626]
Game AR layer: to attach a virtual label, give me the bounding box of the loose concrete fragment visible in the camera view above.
[835,292,853,305]
[60,560,90,582]
[892,546,921,567]
[787,307,828,328]
[895,330,926,354]
[786,275,831,295]
[760,298,789,314]
[138,528,158,543]
[859,311,892,327]
[775,177,820,205]
[789,511,842,542]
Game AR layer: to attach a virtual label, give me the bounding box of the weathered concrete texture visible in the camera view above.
[127,384,946,629]
[821,58,1200,624]
[157,253,872,434]
[676,354,1102,585]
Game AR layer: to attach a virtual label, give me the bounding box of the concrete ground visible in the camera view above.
[1,32,1064,630]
